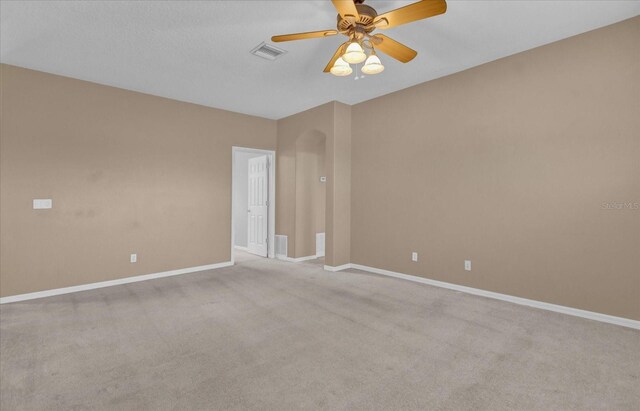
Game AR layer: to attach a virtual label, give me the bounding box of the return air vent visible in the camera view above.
[275,235,288,258]
[250,42,287,61]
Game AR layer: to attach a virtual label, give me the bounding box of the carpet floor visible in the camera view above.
[1,251,638,410]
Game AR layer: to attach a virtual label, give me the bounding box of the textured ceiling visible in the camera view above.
[1,1,638,119]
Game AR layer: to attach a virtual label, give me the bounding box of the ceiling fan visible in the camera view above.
[271,0,447,76]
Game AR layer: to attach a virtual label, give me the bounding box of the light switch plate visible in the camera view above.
[412,252,418,262]
[465,260,472,271]
[130,254,137,263]
[33,199,52,209]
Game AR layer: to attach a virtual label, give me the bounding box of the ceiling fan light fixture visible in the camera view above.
[342,41,366,64]
[330,57,353,76]
[361,53,384,75]
[271,0,448,76]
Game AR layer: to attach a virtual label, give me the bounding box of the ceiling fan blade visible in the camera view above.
[371,34,417,63]
[324,42,349,73]
[374,0,447,29]
[271,30,338,42]
[332,0,359,19]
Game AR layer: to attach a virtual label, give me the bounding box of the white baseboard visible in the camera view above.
[0,261,234,304]
[327,263,640,330]
[5,258,636,330]
[324,264,352,272]
[276,254,319,263]
[234,246,249,252]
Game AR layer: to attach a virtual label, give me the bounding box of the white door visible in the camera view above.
[247,155,269,257]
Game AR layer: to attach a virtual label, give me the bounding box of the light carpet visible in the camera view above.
[1,251,638,410]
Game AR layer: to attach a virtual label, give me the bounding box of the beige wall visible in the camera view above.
[295,133,326,257]
[0,64,276,297]
[351,17,640,320]
[275,102,351,264]
[327,102,351,267]
[276,103,333,258]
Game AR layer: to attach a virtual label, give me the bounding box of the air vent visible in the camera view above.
[275,235,288,258]
[250,42,287,61]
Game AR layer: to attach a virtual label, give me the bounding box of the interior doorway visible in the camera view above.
[232,147,276,263]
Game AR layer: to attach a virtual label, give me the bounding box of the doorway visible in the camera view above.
[232,147,276,263]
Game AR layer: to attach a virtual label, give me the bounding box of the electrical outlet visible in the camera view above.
[412,252,418,262]
[465,260,471,271]
[130,254,137,263]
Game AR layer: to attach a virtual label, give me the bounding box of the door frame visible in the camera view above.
[231,146,276,263]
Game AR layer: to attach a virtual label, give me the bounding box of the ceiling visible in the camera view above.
[1,1,638,119]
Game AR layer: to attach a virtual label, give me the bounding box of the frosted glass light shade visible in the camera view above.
[361,54,384,75]
[330,57,352,76]
[342,42,366,64]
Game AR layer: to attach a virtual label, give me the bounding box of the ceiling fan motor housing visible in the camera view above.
[337,4,378,37]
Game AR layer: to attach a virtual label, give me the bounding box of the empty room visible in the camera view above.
[1,1,638,410]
